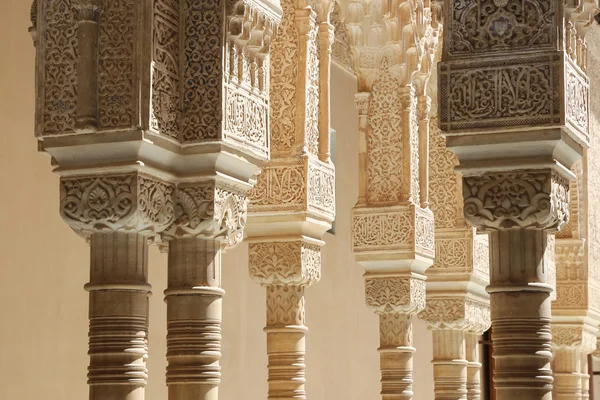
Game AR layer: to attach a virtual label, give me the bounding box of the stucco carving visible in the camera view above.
[365,277,426,315]
[463,169,570,231]
[420,298,491,333]
[248,241,321,287]
[60,173,175,236]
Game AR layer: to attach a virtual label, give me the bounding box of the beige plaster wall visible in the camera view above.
[0,1,435,399]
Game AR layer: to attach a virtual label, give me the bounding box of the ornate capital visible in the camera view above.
[365,276,426,315]
[419,297,491,334]
[162,182,248,248]
[60,172,175,238]
[552,325,598,353]
[248,241,321,287]
[463,169,570,231]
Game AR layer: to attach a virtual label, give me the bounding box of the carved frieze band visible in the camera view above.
[463,169,570,231]
[439,54,562,133]
[365,276,426,315]
[248,241,321,287]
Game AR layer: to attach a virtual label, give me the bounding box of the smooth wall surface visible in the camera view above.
[0,1,435,399]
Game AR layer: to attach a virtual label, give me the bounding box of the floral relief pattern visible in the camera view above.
[420,298,490,333]
[248,242,321,286]
[365,277,426,314]
[449,0,556,55]
[415,210,435,256]
[463,169,570,231]
[379,314,412,348]
[98,0,134,128]
[42,0,78,135]
[565,60,590,144]
[307,160,335,218]
[60,173,174,234]
[305,15,320,156]
[367,59,404,204]
[270,0,298,152]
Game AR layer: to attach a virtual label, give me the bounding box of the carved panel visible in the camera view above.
[463,169,569,231]
[439,54,562,132]
[331,1,352,70]
[415,209,435,257]
[249,159,307,212]
[553,281,587,309]
[352,208,414,253]
[248,241,321,286]
[270,0,298,153]
[98,0,135,129]
[367,60,404,204]
[433,237,470,272]
[565,59,590,145]
[447,0,557,56]
[306,16,320,156]
[307,159,335,218]
[380,313,412,348]
[41,0,79,135]
[429,118,462,229]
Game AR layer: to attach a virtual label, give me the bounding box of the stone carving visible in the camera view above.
[270,0,298,153]
[365,277,426,314]
[380,313,412,347]
[473,233,490,278]
[41,0,79,135]
[439,55,562,132]
[565,59,590,143]
[420,298,491,333]
[352,209,413,253]
[555,241,585,281]
[367,59,404,204]
[448,0,556,55]
[165,182,248,247]
[429,117,462,229]
[306,17,320,156]
[552,326,597,352]
[463,169,570,231]
[415,209,435,255]
[98,0,134,129]
[307,160,335,218]
[152,0,276,153]
[553,282,587,309]
[330,1,352,71]
[434,238,469,272]
[248,241,321,287]
[266,285,306,326]
[60,173,175,235]
[249,159,307,211]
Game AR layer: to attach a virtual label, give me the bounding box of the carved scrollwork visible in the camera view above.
[379,313,412,348]
[248,241,321,287]
[266,285,306,327]
[462,169,569,231]
[365,277,426,314]
[249,159,307,212]
[352,208,414,253]
[60,173,175,236]
[552,325,598,353]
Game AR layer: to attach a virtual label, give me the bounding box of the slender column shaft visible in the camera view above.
[86,232,150,400]
[581,354,590,400]
[488,229,553,400]
[553,347,582,400]
[379,313,415,400]
[165,238,223,400]
[432,330,468,400]
[418,96,430,208]
[465,333,482,400]
[265,285,307,400]
[318,22,333,163]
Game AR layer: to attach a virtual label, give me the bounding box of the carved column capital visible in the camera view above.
[552,325,598,354]
[365,276,426,315]
[60,172,175,238]
[161,182,248,249]
[248,241,321,287]
[463,169,570,232]
[419,297,491,334]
